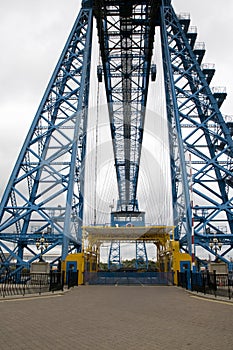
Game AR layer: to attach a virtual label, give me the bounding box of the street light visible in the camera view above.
[209,235,222,257]
[36,233,48,262]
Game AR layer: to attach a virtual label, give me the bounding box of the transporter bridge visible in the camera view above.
[0,0,233,278]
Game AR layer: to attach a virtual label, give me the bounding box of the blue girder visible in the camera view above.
[94,0,160,267]
[136,241,148,270]
[108,241,121,270]
[94,0,160,211]
[160,3,233,260]
[1,0,233,274]
[0,3,93,270]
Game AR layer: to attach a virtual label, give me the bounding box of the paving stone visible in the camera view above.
[0,286,233,349]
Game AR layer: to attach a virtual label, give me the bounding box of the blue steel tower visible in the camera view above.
[0,0,233,275]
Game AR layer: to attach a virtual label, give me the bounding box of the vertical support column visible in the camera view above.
[136,241,148,270]
[189,153,196,271]
[108,241,121,270]
[61,6,93,260]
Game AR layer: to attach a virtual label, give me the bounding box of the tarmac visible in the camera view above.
[1,285,233,350]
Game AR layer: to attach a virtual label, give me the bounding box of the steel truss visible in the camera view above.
[108,241,121,270]
[94,0,160,267]
[136,241,148,269]
[160,3,233,263]
[1,0,233,275]
[94,0,160,211]
[0,3,93,273]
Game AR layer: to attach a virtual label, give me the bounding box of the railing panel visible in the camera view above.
[179,271,233,300]
[0,271,64,297]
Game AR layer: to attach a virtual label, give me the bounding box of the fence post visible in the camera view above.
[202,272,206,295]
[3,276,7,298]
[49,270,52,292]
[177,271,180,286]
[228,275,231,300]
[185,270,191,290]
[23,280,26,296]
[39,276,42,295]
[62,271,65,291]
[213,270,217,297]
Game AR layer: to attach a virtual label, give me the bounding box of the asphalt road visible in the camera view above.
[1,286,233,350]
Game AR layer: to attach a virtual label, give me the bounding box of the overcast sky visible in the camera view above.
[0,0,233,200]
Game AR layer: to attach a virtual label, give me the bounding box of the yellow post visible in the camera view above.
[170,241,192,285]
[64,253,85,285]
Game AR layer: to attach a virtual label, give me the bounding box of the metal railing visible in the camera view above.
[0,271,64,298]
[178,270,233,299]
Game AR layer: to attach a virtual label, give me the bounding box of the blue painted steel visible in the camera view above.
[136,241,148,270]
[160,5,192,252]
[109,211,147,269]
[1,0,233,275]
[160,2,233,263]
[111,211,145,227]
[95,0,160,267]
[94,1,160,212]
[108,242,121,270]
[0,3,93,271]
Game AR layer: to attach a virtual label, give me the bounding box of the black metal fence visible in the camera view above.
[0,271,64,298]
[85,271,174,285]
[178,270,233,299]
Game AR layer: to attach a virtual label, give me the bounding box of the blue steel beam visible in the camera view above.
[94,0,160,211]
[108,241,121,270]
[94,1,160,268]
[1,0,233,274]
[160,2,233,260]
[0,2,93,270]
[136,241,148,269]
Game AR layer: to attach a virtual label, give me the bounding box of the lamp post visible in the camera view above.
[209,235,222,259]
[36,233,48,262]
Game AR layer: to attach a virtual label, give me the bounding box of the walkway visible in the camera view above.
[1,286,233,350]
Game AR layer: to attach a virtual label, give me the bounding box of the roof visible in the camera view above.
[83,225,174,243]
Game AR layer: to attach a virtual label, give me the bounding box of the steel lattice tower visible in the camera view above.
[1,0,233,275]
